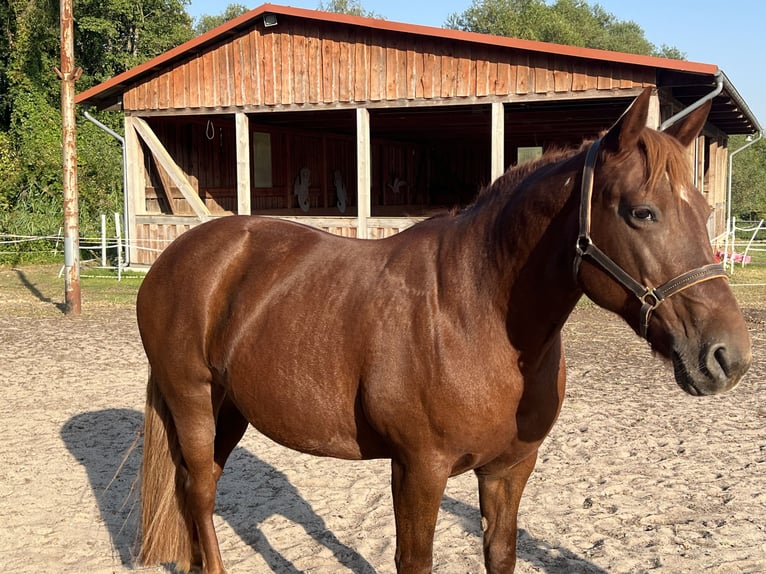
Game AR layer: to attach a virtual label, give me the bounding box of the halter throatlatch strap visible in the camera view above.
[573,139,728,339]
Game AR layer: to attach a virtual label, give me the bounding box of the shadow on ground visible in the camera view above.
[62,408,607,573]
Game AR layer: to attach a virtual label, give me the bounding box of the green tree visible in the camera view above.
[193,3,250,35]
[446,0,684,59]
[75,0,194,89]
[0,0,195,260]
[318,0,383,19]
[730,135,766,221]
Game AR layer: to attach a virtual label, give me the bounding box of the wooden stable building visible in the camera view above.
[76,3,761,265]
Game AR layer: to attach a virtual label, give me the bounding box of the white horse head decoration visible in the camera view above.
[334,170,347,214]
[294,167,311,212]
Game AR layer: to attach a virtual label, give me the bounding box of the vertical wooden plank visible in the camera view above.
[369,39,383,101]
[516,55,530,95]
[553,61,571,93]
[419,46,436,99]
[187,58,200,108]
[529,54,553,94]
[262,30,276,105]
[572,62,589,91]
[249,30,262,105]
[215,47,229,107]
[172,62,189,109]
[495,61,510,95]
[133,82,145,111]
[292,27,307,104]
[338,32,352,102]
[406,41,417,100]
[279,32,293,105]
[440,52,456,98]
[456,48,472,97]
[271,33,282,104]
[356,108,371,239]
[354,38,368,101]
[123,87,136,111]
[202,52,215,107]
[322,37,336,103]
[491,102,505,181]
[597,62,612,90]
[386,45,398,100]
[157,73,170,109]
[235,113,251,215]
[232,36,245,106]
[307,31,322,103]
[475,47,489,97]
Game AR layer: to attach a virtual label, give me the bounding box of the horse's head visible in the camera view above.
[575,87,751,396]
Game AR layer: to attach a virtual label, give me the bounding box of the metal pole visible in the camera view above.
[57,0,82,314]
[725,131,762,268]
[83,110,130,266]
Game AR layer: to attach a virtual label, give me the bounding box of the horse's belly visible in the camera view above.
[225,371,385,460]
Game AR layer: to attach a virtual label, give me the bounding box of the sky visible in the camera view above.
[186,0,765,130]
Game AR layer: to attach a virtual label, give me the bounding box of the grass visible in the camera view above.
[3,253,766,317]
[0,263,143,315]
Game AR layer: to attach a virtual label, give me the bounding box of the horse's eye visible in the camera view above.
[631,207,655,222]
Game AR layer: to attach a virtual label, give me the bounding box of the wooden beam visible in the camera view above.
[647,90,661,129]
[131,116,211,221]
[235,112,251,215]
[356,107,371,239]
[124,116,145,264]
[491,102,505,181]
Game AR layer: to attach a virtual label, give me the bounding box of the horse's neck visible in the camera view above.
[480,158,584,357]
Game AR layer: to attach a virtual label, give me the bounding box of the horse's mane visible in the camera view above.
[457,140,589,216]
[459,125,693,217]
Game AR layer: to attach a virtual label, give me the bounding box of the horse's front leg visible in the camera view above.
[390,457,450,574]
[475,451,538,573]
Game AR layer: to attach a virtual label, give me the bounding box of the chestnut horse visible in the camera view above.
[136,88,751,573]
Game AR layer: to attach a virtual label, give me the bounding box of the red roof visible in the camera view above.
[75,2,718,106]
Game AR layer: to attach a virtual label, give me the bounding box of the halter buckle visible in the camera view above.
[575,234,591,257]
[638,288,663,311]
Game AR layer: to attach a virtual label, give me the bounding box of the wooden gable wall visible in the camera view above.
[122,18,654,113]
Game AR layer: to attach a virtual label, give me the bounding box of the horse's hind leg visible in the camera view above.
[213,393,249,482]
[167,380,228,574]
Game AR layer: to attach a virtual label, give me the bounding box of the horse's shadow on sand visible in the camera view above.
[61,409,607,573]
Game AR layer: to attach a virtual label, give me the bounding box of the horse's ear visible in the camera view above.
[662,100,712,147]
[601,87,653,154]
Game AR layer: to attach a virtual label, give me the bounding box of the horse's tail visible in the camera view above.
[139,369,193,571]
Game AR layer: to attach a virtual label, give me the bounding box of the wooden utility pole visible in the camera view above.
[57,0,82,314]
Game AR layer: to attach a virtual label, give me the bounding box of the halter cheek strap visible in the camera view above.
[573,138,728,339]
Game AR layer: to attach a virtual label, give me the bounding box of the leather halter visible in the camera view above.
[572,138,728,339]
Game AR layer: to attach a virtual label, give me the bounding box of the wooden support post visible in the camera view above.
[235,112,251,215]
[647,90,661,130]
[58,0,80,314]
[124,116,145,265]
[491,102,505,182]
[356,108,371,239]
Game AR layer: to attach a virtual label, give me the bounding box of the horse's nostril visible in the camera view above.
[714,346,728,372]
[705,343,729,380]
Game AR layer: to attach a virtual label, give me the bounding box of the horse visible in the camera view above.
[135,87,751,573]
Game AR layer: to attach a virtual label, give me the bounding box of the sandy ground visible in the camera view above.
[1,272,764,573]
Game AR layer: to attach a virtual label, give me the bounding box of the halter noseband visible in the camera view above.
[572,138,728,339]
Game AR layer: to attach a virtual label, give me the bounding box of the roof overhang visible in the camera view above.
[75,3,760,136]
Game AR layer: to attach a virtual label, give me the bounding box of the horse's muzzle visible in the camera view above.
[672,340,752,396]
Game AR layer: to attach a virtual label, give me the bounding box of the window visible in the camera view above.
[253,132,272,187]
[517,146,543,165]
